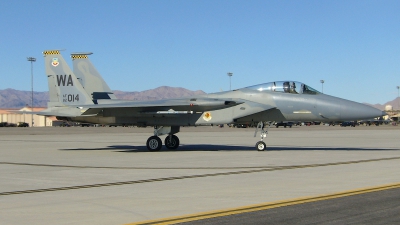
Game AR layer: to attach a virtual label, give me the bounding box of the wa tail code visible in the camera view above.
[56,75,74,86]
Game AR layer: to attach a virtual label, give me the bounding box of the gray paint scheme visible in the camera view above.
[71,52,117,100]
[37,50,385,150]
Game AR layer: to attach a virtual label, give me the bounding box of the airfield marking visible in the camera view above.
[125,182,400,225]
[1,156,400,170]
[1,157,400,196]
[0,162,275,169]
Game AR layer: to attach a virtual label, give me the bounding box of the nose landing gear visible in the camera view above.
[254,121,273,151]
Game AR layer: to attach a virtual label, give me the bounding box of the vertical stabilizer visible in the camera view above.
[72,53,117,100]
[43,50,93,106]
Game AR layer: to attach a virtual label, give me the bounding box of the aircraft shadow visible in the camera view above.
[60,145,398,152]
[266,146,398,151]
[59,145,254,152]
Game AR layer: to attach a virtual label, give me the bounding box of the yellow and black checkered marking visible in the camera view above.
[71,55,88,60]
[42,50,60,55]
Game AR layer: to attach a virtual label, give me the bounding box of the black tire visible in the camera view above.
[255,141,266,151]
[146,136,162,151]
[165,135,180,149]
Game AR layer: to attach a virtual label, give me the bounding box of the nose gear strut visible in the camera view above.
[254,121,273,151]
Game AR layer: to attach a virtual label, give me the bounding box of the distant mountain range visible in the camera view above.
[364,98,400,111]
[0,87,398,110]
[0,86,206,108]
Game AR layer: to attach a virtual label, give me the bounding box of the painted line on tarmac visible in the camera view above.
[1,156,400,170]
[126,182,400,225]
[1,157,399,196]
[0,161,275,169]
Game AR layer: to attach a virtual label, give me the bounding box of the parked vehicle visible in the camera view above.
[18,122,29,127]
[234,124,248,128]
[275,121,293,128]
[340,121,357,127]
[0,122,17,127]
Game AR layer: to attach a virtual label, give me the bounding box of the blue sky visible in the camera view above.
[0,0,399,104]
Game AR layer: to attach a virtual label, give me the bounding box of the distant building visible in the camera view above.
[0,107,54,127]
[384,105,399,122]
[385,105,393,111]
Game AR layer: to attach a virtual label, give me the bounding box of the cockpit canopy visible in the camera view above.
[244,81,320,95]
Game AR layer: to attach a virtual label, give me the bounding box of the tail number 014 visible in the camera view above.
[63,94,80,102]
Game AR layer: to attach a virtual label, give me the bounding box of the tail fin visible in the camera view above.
[43,50,93,106]
[71,52,117,100]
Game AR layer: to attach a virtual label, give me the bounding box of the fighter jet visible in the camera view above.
[40,50,385,151]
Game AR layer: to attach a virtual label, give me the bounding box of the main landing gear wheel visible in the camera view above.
[255,141,266,151]
[165,135,180,149]
[146,136,162,152]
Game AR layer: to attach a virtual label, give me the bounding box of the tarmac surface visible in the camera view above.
[180,187,400,225]
[0,125,399,224]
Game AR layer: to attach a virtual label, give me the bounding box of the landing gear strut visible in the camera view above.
[146,126,180,151]
[254,121,273,151]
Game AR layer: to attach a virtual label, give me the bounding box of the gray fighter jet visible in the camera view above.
[39,50,385,151]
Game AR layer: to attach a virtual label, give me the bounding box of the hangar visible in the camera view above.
[0,106,53,127]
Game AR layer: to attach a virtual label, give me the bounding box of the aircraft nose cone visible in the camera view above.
[340,100,384,121]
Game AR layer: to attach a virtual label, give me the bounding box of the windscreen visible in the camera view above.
[245,81,320,95]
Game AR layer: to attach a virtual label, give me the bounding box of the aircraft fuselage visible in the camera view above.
[65,87,383,127]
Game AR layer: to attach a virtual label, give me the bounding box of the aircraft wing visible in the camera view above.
[81,97,244,115]
[9,107,86,117]
[19,111,71,117]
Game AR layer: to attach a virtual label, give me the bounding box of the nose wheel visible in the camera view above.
[255,141,266,151]
[254,121,272,151]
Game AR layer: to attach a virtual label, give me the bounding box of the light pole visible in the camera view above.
[27,57,36,127]
[397,86,399,110]
[320,80,324,93]
[227,72,233,90]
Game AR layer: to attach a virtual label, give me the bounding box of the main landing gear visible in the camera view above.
[146,126,180,151]
[254,121,273,151]
[146,136,162,151]
[164,134,179,150]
